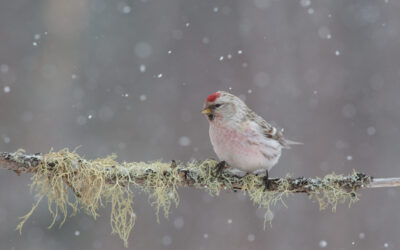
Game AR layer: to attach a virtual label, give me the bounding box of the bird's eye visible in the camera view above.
[215,104,222,108]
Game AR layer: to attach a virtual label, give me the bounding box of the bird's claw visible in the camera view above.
[215,161,227,176]
[263,170,270,191]
[263,177,271,191]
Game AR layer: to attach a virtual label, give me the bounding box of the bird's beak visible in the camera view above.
[201,108,212,114]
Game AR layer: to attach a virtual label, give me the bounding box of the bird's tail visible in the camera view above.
[282,139,303,148]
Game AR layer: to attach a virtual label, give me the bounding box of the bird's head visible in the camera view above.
[202,91,247,123]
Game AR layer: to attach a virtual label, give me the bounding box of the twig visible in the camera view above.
[367,178,400,188]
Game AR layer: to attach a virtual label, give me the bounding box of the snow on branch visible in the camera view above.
[0,149,399,247]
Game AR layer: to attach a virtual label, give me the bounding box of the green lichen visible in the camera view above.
[139,161,180,222]
[17,149,135,247]
[240,173,292,228]
[189,159,225,195]
[307,172,360,212]
[15,149,364,247]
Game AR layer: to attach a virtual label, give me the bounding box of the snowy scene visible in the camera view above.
[0,0,400,249]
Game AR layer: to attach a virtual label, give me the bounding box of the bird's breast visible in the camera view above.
[208,122,281,172]
[209,123,246,152]
[209,123,257,165]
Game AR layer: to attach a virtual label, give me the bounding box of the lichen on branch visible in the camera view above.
[0,149,375,247]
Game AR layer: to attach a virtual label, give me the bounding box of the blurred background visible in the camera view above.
[1,0,400,249]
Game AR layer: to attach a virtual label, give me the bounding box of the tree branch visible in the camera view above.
[1,150,399,247]
[0,151,398,192]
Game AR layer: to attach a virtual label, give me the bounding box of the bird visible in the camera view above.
[201,91,301,188]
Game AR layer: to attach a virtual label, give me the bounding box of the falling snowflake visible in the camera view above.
[179,136,191,147]
[300,0,311,7]
[122,5,131,14]
[3,86,10,93]
[140,95,147,101]
[247,234,255,242]
[319,240,327,248]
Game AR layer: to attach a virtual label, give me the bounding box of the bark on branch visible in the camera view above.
[1,151,399,193]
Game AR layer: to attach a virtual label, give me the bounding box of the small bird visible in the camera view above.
[201,91,301,188]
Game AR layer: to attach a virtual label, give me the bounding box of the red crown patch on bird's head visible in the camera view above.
[206,92,221,102]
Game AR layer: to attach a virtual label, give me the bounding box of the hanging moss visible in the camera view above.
[13,149,368,247]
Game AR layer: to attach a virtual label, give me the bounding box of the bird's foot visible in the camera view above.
[215,161,227,176]
[263,170,270,191]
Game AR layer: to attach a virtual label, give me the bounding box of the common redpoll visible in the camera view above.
[202,91,301,186]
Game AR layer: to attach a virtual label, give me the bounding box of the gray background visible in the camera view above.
[1,0,400,249]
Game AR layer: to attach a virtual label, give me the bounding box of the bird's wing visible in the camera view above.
[245,110,290,148]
